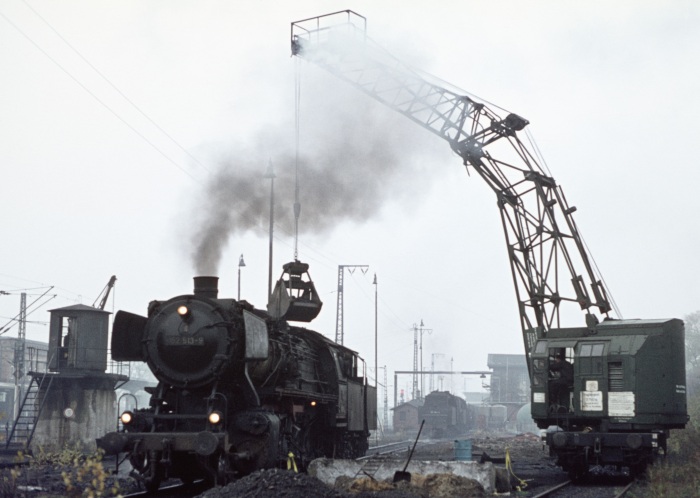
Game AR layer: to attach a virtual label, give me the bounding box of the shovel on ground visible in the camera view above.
[393,419,425,483]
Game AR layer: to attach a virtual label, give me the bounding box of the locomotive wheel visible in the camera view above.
[217,452,232,485]
[141,451,163,493]
[172,453,203,486]
[629,461,647,477]
[567,459,589,481]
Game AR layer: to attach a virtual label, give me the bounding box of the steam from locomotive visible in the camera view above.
[98,274,375,492]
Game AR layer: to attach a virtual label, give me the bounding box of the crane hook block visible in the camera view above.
[267,260,323,322]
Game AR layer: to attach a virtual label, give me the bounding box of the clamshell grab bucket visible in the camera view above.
[267,260,323,322]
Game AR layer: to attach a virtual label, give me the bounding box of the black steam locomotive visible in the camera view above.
[98,271,376,492]
[421,391,473,438]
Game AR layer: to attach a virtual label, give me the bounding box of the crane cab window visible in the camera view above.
[548,347,574,364]
[580,343,604,357]
[534,341,548,354]
[578,343,605,375]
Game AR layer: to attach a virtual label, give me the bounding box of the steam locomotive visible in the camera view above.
[98,271,376,492]
[421,391,473,438]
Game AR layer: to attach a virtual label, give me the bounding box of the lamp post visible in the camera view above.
[373,273,378,389]
[265,160,275,299]
[238,254,246,300]
[418,321,432,398]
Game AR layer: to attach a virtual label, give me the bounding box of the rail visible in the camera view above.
[530,478,634,498]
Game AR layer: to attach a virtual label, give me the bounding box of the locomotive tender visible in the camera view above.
[98,275,375,491]
[532,318,687,477]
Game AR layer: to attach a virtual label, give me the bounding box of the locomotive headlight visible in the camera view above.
[208,411,223,425]
[177,305,190,318]
[119,411,149,432]
[310,401,317,407]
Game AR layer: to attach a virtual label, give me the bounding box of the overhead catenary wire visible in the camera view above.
[17,0,212,176]
[0,4,377,328]
[0,287,56,336]
[0,5,505,359]
[0,4,326,273]
[0,9,202,183]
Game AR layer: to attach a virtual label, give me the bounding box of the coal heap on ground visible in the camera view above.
[194,468,484,498]
[195,469,345,498]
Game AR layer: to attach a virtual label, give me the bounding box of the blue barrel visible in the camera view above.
[454,439,472,461]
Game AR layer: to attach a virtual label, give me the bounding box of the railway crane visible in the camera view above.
[291,11,687,478]
[291,11,611,368]
[92,275,117,310]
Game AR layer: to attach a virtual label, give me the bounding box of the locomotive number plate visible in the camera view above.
[165,336,205,346]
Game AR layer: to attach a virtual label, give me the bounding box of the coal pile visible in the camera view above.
[195,469,345,498]
[194,468,488,498]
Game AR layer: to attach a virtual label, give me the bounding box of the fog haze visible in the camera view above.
[1,1,699,400]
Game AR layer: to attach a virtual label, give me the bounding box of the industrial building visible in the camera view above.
[3,303,127,453]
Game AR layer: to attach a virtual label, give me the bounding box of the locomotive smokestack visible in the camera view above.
[193,276,219,299]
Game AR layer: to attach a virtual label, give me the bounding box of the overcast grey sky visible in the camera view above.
[1,1,699,401]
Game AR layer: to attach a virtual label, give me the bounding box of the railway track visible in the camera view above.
[360,439,414,459]
[122,480,208,498]
[530,477,634,498]
[361,437,458,461]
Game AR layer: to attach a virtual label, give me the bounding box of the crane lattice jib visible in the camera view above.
[291,11,612,368]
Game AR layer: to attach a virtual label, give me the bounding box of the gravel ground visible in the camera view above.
[0,431,648,497]
[194,432,550,498]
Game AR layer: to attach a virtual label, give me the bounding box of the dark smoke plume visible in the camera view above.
[190,76,446,276]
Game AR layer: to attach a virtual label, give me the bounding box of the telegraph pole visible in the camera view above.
[411,320,432,399]
[411,322,419,399]
[373,273,378,389]
[334,265,368,344]
[419,321,432,398]
[265,160,275,299]
[14,293,26,419]
[383,365,389,431]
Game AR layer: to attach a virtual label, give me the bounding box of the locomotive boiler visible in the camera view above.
[98,274,375,492]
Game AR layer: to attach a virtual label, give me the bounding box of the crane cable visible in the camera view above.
[293,57,302,261]
[524,127,622,320]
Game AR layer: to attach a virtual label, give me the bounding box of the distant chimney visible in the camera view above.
[193,276,219,299]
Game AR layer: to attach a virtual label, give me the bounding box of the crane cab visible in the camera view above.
[267,260,323,322]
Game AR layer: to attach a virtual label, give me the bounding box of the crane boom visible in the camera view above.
[93,275,117,310]
[291,11,613,369]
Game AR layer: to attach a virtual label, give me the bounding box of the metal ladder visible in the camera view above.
[5,372,54,450]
